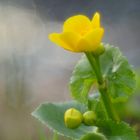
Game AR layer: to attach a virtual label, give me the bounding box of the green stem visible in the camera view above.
[85,52,103,84]
[85,52,119,122]
[53,131,59,140]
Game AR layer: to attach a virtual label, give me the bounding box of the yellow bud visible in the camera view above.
[83,111,96,126]
[64,108,83,129]
[93,43,105,56]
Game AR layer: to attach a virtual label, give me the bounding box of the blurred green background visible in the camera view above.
[0,0,139,139]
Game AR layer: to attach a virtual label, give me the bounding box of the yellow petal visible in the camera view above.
[49,32,81,52]
[76,38,91,52]
[60,32,81,51]
[91,12,100,28]
[49,33,73,51]
[63,15,91,35]
[78,28,104,52]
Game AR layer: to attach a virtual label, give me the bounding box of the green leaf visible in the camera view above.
[32,101,138,140]
[96,120,139,140]
[70,55,96,104]
[32,101,99,140]
[70,44,136,103]
[101,44,136,103]
[81,133,107,140]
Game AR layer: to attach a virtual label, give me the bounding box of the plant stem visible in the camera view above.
[53,131,59,140]
[85,52,103,84]
[85,52,119,122]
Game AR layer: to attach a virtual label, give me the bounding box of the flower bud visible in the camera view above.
[64,108,83,129]
[83,111,96,125]
[94,43,105,56]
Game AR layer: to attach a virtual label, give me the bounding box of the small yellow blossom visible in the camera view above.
[49,12,104,52]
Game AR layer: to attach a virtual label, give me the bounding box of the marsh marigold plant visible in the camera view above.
[49,12,104,52]
[33,12,139,140]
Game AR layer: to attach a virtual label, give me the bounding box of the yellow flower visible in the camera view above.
[49,12,104,52]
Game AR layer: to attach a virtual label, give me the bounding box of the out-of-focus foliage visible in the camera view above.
[113,70,140,137]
